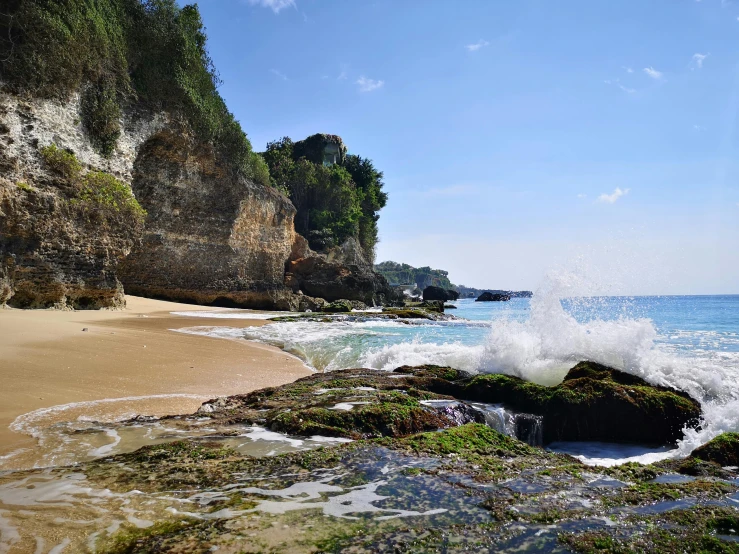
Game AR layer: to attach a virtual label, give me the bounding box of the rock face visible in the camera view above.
[476,291,511,302]
[460,361,702,445]
[0,92,160,308]
[422,285,459,301]
[117,130,297,309]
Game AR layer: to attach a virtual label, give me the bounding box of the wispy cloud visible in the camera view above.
[643,66,664,80]
[270,69,288,81]
[356,76,384,92]
[465,39,490,52]
[604,78,636,94]
[577,193,587,199]
[337,64,349,81]
[622,66,634,73]
[693,124,705,131]
[247,0,295,13]
[597,187,630,204]
[691,53,708,69]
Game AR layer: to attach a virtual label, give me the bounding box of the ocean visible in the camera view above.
[177,290,739,466]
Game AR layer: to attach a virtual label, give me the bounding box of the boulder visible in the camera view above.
[476,292,511,302]
[423,286,459,301]
[459,361,702,445]
[690,433,739,467]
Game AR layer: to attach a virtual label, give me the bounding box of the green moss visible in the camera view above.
[15,181,33,192]
[78,171,146,220]
[98,520,192,554]
[40,144,82,180]
[383,423,536,458]
[270,399,445,439]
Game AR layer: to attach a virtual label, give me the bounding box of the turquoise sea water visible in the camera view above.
[179,293,739,461]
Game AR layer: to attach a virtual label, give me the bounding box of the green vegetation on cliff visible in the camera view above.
[262,134,387,260]
[0,0,267,182]
[375,260,455,289]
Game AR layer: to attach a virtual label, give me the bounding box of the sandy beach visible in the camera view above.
[0,296,311,464]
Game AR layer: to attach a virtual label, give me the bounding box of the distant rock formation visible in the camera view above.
[422,286,459,302]
[476,292,511,302]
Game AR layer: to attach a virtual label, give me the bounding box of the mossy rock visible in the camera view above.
[460,361,702,445]
[322,299,353,313]
[691,433,739,467]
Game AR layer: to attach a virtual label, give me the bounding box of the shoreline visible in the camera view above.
[0,296,312,463]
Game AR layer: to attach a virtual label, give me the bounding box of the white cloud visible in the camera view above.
[269,69,288,81]
[465,39,490,52]
[577,193,587,199]
[623,66,634,73]
[692,53,708,69]
[356,76,384,92]
[597,187,630,204]
[248,0,295,13]
[643,66,663,79]
[693,124,705,131]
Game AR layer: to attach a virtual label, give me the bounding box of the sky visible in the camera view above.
[184,0,739,295]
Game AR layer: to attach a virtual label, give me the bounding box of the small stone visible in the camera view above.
[82,328,88,332]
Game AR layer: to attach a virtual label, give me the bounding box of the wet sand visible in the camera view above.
[0,296,311,461]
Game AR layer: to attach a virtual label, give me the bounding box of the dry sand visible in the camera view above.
[0,296,311,459]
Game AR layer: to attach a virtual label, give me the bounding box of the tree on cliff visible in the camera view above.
[262,135,387,262]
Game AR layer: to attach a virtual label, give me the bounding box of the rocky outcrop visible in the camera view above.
[117,130,298,310]
[286,253,400,306]
[422,285,459,301]
[476,291,511,302]
[460,361,702,445]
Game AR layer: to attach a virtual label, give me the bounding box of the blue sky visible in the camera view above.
[187,0,738,294]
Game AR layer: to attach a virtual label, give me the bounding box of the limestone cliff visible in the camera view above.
[118,129,297,309]
[0,91,297,309]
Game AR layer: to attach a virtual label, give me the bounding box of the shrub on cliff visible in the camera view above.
[0,0,266,184]
[40,144,83,180]
[78,171,147,222]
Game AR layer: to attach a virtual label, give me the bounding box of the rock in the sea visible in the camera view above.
[690,433,739,467]
[422,286,459,302]
[476,291,511,302]
[460,361,701,445]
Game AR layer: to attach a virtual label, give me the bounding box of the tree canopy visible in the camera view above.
[262,135,387,262]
